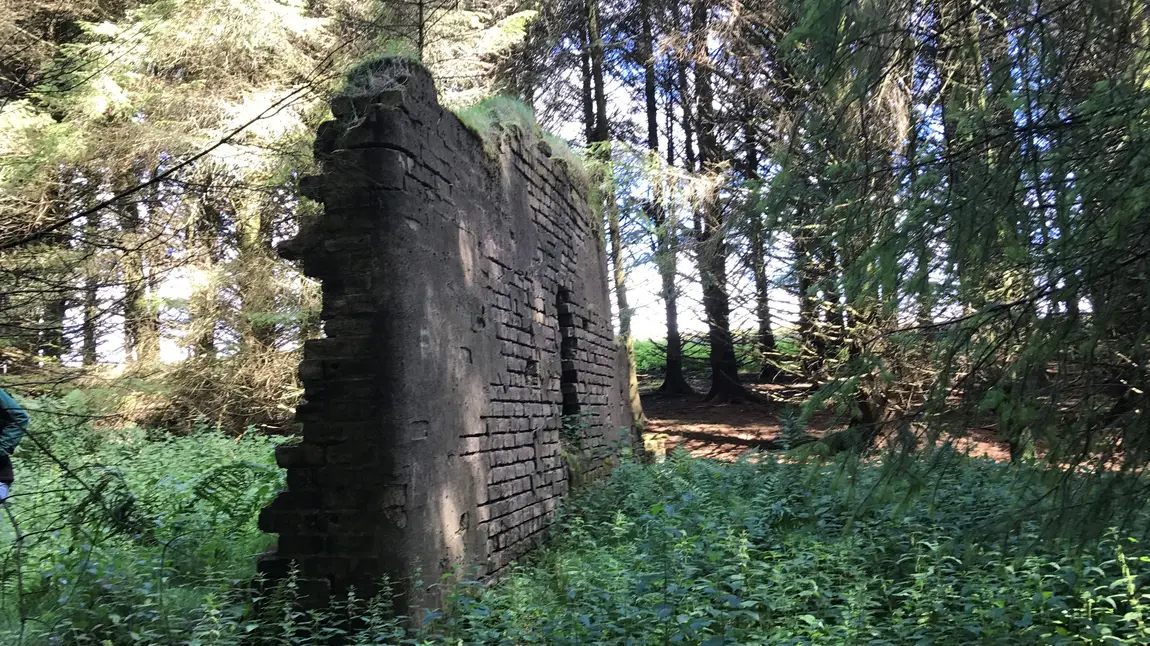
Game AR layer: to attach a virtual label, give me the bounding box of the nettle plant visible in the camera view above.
[560,412,594,444]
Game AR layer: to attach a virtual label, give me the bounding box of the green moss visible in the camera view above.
[453,95,536,137]
[452,96,587,184]
[337,47,420,98]
[543,133,586,182]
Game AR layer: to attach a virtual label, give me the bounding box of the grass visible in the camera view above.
[452,96,585,180]
[2,393,1149,644]
[634,333,802,376]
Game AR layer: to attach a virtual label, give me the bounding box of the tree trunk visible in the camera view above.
[742,108,779,383]
[794,227,819,378]
[641,0,658,151]
[580,21,596,145]
[657,263,693,395]
[587,0,609,144]
[80,208,101,366]
[749,216,778,382]
[904,124,934,326]
[40,294,68,359]
[818,242,845,365]
[700,241,741,400]
[692,0,743,402]
[673,1,696,174]
[38,223,69,360]
[237,204,278,352]
[81,271,99,365]
[606,187,647,436]
[189,196,223,358]
[119,164,160,366]
[642,3,692,396]
[588,0,646,439]
[654,190,692,395]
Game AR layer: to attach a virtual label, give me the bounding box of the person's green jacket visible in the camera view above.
[0,388,28,457]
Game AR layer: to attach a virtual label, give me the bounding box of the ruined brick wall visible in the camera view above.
[258,59,633,606]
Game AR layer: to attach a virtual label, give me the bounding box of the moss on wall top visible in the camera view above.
[338,51,420,98]
[330,56,587,190]
[452,96,587,185]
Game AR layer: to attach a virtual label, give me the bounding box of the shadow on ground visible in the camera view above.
[639,375,1013,461]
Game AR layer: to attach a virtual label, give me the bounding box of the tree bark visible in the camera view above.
[81,270,98,365]
[643,1,692,396]
[588,0,609,145]
[742,110,779,383]
[905,123,934,326]
[237,203,278,352]
[80,203,101,366]
[587,0,647,440]
[673,1,696,174]
[38,214,69,360]
[748,215,778,382]
[119,163,160,365]
[189,194,223,358]
[580,20,596,145]
[692,0,743,402]
[794,226,819,378]
[641,0,658,151]
[39,291,67,359]
[818,242,845,365]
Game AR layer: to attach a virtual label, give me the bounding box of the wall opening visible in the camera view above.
[558,288,580,416]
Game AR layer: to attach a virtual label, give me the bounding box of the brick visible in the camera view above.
[260,58,630,606]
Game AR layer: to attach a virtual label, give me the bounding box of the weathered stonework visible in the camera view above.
[258,59,632,607]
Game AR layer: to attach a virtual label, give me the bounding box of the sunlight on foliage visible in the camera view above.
[4,435,1147,644]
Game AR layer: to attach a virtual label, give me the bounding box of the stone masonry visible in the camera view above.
[257,59,633,607]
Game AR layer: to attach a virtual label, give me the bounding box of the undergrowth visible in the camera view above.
[438,452,1150,644]
[0,394,286,643]
[1,396,1148,644]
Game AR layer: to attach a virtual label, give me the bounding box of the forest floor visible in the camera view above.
[639,373,1014,461]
